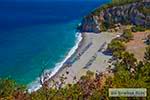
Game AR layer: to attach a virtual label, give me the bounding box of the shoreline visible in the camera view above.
[43,32,85,82]
[50,32,119,85]
[49,32,86,79]
[28,31,84,92]
[28,30,119,93]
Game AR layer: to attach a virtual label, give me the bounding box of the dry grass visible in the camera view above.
[126,32,148,61]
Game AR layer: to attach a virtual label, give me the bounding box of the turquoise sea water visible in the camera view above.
[0,0,110,85]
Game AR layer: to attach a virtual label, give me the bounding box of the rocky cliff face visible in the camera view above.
[79,15,100,33]
[80,1,150,33]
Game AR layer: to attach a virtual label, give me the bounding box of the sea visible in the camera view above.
[0,0,110,91]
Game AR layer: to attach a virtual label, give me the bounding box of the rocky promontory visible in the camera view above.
[79,0,150,33]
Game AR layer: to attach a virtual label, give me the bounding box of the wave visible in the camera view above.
[27,32,83,93]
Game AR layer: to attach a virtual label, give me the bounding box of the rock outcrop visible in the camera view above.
[79,15,100,33]
[79,1,150,33]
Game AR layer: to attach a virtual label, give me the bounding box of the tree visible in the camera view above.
[0,78,16,98]
[121,52,137,69]
[112,0,141,6]
[146,34,150,45]
[107,39,125,56]
[141,62,150,83]
[121,29,133,42]
[131,25,146,32]
[144,46,150,61]
[0,78,26,100]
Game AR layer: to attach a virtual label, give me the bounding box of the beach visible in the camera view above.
[1,0,149,99]
[51,32,118,85]
[28,31,120,92]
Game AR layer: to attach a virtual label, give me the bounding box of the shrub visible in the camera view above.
[146,34,150,45]
[131,25,146,32]
[107,39,125,54]
[121,29,133,42]
[144,46,150,61]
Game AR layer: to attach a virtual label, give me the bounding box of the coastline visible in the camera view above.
[50,32,119,85]
[28,31,84,92]
[1,0,149,99]
[49,32,86,80]
[28,30,120,92]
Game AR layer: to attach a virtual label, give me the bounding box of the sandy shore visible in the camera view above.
[51,32,118,85]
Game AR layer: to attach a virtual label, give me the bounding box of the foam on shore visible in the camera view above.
[27,32,83,93]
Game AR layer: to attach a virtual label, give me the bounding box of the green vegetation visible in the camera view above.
[99,22,107,32]
[0,78,16,98]
[92,0,141,15]
[121,29,133,42]
[92,0,146,32]
[112,0,141,6]
[144,46,150,61]
[107,39,125,57]
[146,34,150,45]
[0,0,149,100]
[131,25,146,32]
[102,61,150,100]
[0,78,27,100]
[103,27,150,99]
[103,29,150,100]
[138,5,150,16]
[0,32,150,99]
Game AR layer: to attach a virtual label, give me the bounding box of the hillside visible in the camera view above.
[79,0,149,33]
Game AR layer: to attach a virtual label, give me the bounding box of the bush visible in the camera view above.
[144,46,150,61]
[131,25,146,32]
[146,34,150,45]
[112,0,141,6]
[92,0,141,16]
[100,21,110,31]
[121,29,133,42]
[107,39,125,55]
[92,3,112,15]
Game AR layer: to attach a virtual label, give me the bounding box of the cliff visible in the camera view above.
[79,0,150,33]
